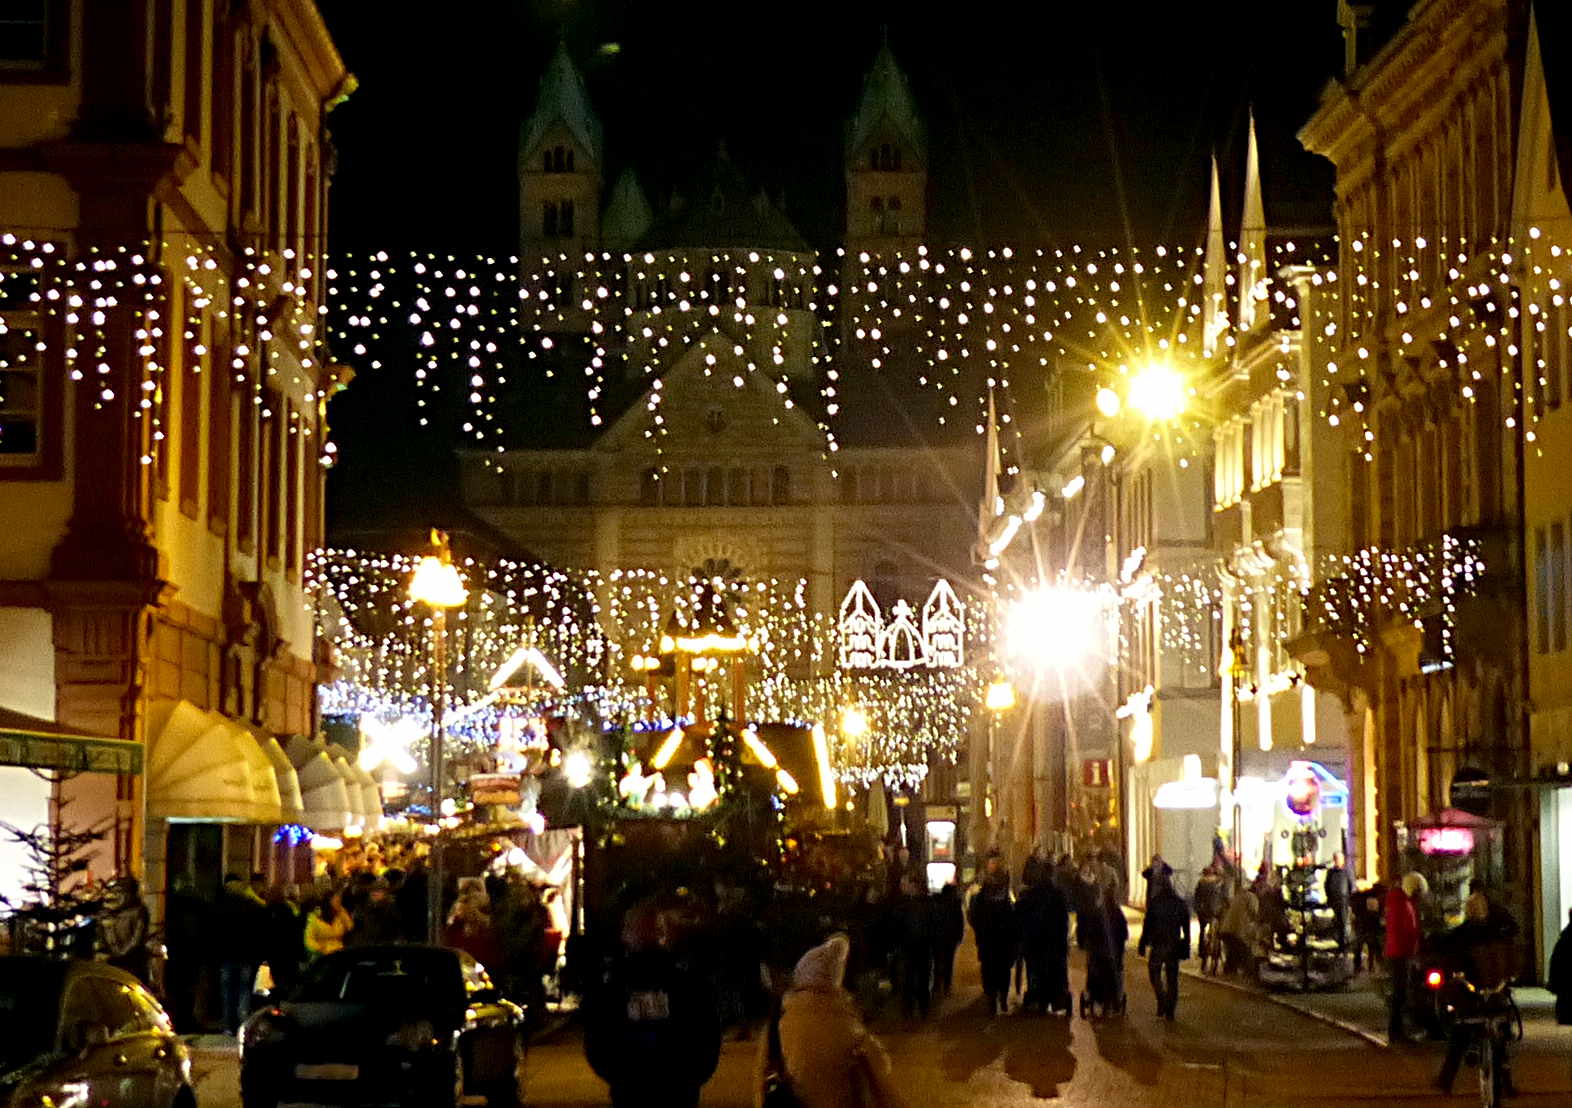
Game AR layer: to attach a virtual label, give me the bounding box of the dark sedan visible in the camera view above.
[239,944,524,1108]
[0,956,196,1108]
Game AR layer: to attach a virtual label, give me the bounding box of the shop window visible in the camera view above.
[0,321,40,458]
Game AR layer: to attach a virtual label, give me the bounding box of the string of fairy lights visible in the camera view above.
[310,548,992,787]
[0,226,1553,781]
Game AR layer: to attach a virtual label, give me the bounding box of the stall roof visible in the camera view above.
[0,707,142,775]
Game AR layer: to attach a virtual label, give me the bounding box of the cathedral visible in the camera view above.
[460,43,981,626]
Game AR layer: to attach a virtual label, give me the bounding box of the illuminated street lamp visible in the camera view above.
[841,705,870,739]
[1095,385,1123,419]
[985,676,1017,713]
[408,529,468,942]
[1126,361,1189,422]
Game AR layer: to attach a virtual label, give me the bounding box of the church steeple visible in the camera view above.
[1237,110,1268,333]
[1202,152,1228,356]
[519,41,603,258]
[845,41,926,249]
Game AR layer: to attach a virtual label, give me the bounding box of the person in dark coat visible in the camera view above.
[351,878,404,945]
[1324,851,1352,951]
[892,874,933,1019]
[930,883,964,997]
[968,854,1017,1016]
[1017,865,1071,1013]
[163,876,208,1032]
[1548,907,1572,1025]
[262,885,305,998]
[1352,878,1387,973]
[212,873,268,1034]
[583,902,721,1107]
[1192,866,1226,973]
[1138,874,1191,1020]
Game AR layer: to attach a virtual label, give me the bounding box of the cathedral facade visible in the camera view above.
[460,44,979,626]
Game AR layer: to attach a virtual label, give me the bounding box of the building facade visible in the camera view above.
[0,0,354,918]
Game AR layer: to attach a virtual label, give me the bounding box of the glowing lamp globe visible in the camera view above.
[985,677,1017,712]
[409,556,468,609]
[1127,362,1188,422]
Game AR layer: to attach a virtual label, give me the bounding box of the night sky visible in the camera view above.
[317,0,1353,535]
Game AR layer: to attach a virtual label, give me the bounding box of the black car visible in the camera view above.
[239,944,524,1108]
[0,956,196,1108]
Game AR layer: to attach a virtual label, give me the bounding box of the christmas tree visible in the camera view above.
[0,790,109,957]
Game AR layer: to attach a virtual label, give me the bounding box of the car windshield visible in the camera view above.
[0,961,65,1074]
[294,951,452,1007]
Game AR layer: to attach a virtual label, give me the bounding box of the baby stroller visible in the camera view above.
[1079,947,1127,1018]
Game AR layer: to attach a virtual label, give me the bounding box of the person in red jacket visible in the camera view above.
[1384,872,1428,1043]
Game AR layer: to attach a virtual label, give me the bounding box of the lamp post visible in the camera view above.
[408,530,468,943]
[1221,629,1248,892]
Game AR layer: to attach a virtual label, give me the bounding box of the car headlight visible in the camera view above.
[385,1020,439,1051]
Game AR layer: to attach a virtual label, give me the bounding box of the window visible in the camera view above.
[705,466,725,506]
[0,316,41,458]
[542,146,574,173]
[542,201,557,238]
[870,196,884,213]
[179,313,205,515]
[771,465,790,505]
[888,195,901,211]
[874,143,901,171]
[639,468,659,506]
[238,391,256,547]
[286,410,301,574]
[262,391,281,561]
[212,20,233,179]
[0,1,52,68]
[683,467,703,507]
[1283,396,1301,475]
[751,467,771,506]
[727,467,747,505]
[1554,522,1567,654]
[559,198,574,237]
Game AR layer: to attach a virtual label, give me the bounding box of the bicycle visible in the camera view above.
[1434,972,1523,1107]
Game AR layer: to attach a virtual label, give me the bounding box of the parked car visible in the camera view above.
[239,944,524,1108]
[0,956,196,1108]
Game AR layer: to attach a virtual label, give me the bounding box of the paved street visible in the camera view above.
[189,944,1572,1107]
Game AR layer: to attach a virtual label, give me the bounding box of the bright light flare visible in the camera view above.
[563,749,594,789]
[1004,586,1112,673]
[1095,386,1122,418]
[651,727,685,770]
[1126,362,1188,422]
[841,706,870,738]
[408,555,468,608]
[985,677,1017,712]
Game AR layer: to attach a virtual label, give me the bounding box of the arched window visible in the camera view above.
[543,146,574,173]
[639,468,659,506]
[706,466,725,506]
[771,465,791,505]
[559,198,574,237]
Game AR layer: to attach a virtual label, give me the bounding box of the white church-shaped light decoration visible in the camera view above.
[837,578,966,671]
[838,579,883,669]
[879,599,926,670]
[921,579,966,668]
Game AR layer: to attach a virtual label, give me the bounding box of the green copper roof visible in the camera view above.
[846,43,925,164]
[520,41,604,167]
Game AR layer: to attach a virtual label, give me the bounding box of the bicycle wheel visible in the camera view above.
[1476,1034,1497,1108]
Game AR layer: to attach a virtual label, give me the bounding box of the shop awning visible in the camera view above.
[286,735,353,832]
[256,732,304,824]
[325,743,371,829]
[147,701,282,824]
[347,761,383,832]
[0,707,142,775]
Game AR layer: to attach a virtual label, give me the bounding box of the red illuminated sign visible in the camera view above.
[1418,827,1475,855]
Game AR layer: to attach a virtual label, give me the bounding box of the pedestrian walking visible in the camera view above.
[1138,873,1190,1020]
[1218,879,1258,978]
[1384,871,1427,1044]
[1548,906,1572,1026]
[755,933,907,1108]
[1324,851,1352,951]
[1140,853,1173,903]
[350,876,403,945]
[213,872,267,1034]
[262,885,305,998]
[968,852,1018,1016]
[1017,862,1071,1014]
[304,888,354,959]
[1192,866,1226,973]
[892,874,933,1019]
[1352,878,1387,973]
[163,875,208,1032]
[931,882,964,998]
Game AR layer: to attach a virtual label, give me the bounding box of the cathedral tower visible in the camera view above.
[519,42,603,259]
[845,41,926,251]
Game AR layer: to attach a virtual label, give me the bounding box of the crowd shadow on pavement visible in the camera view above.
[932,993,1078,1098]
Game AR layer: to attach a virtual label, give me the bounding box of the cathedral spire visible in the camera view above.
[1237,109,1267,332]
[520,40,604,168]
[847,40,926,165]
[1203,151,1228,356]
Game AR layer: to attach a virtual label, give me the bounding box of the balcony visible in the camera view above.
[1292,531,1491,688]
